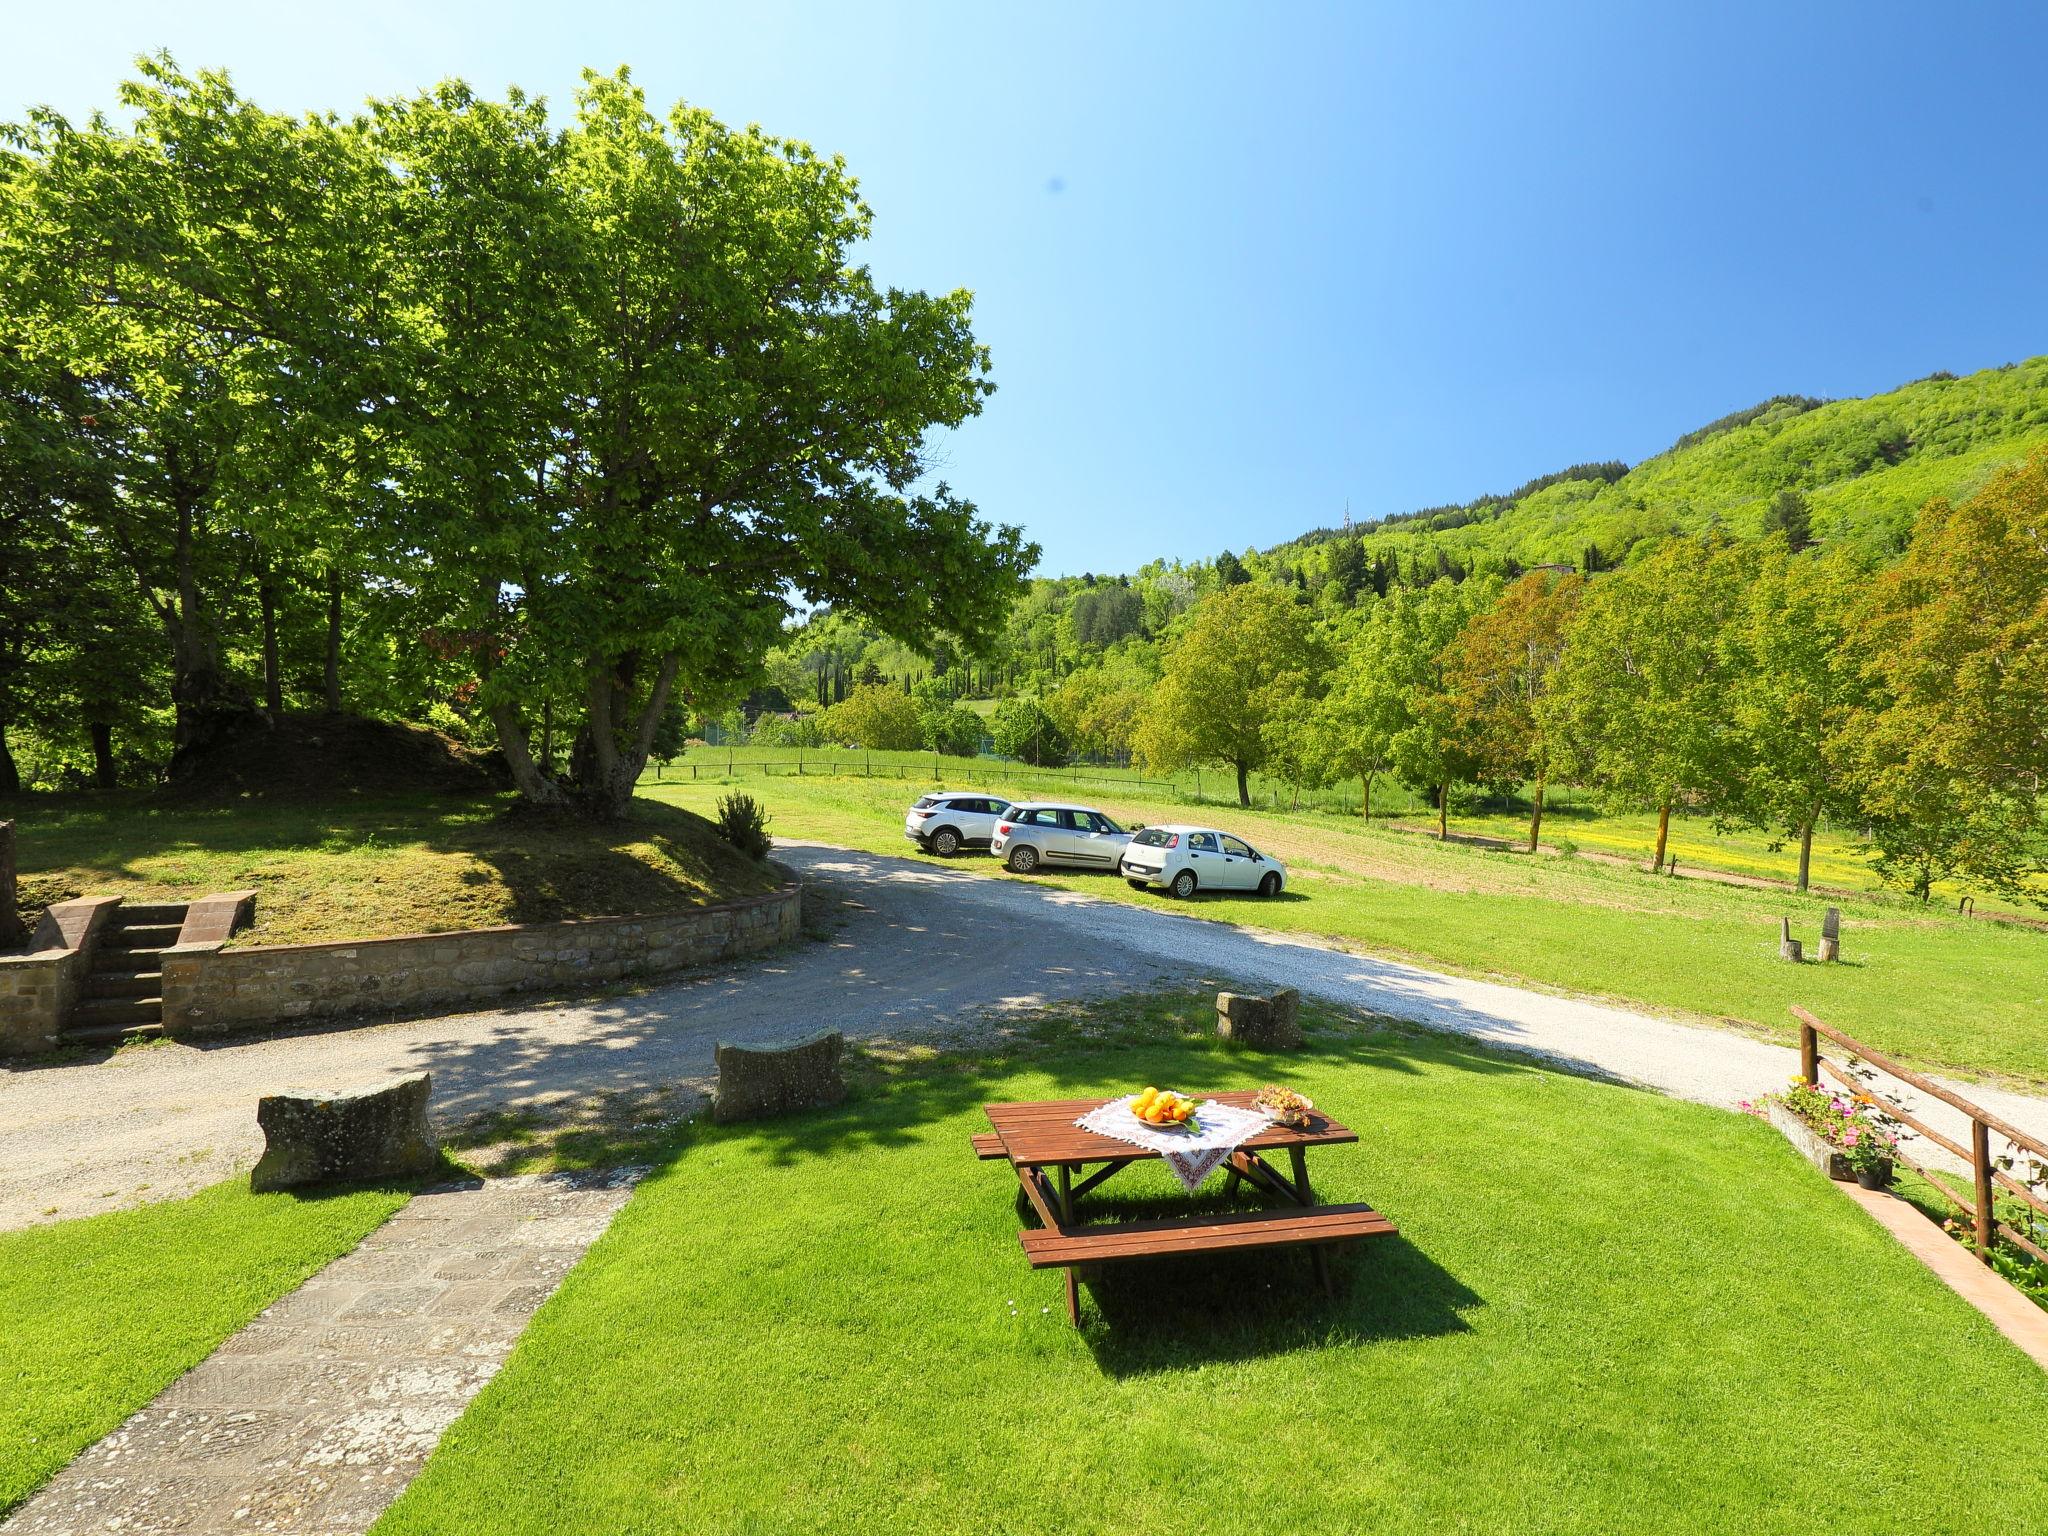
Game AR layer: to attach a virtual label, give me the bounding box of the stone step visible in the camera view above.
[60,1019,167,1047]
[108,924,181,950]
[118,902,190,926]
[67,995,164,1029]
[86,970,164,999]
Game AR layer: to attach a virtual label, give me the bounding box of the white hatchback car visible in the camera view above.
[1120,824,1288,898]
[989,802,1132,873]
[903,791,1013,857]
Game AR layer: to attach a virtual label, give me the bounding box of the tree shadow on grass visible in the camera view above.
[716,1007,1558,1172]
[1078,1231,1480,1378]
[7,786,773,937]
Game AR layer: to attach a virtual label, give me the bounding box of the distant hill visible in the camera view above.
[1265,355,2048,579]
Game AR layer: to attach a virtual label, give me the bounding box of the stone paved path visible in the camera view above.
[3,1168,640,1536]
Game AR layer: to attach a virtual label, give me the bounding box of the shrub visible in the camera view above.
[714,792,773,861]
[990,696,1072,768]
[818,684,923,751]
[920,702,985,758]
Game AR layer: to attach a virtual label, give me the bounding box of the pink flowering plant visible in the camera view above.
[1757,1077,1901,1178]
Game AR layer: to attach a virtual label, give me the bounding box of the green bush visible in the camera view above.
[713,793,773,861]
[920,702,985,757]
[817,684,923,751]
[990,696,1072,768]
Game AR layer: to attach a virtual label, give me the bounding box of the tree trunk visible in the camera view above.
[1437,784,1449,840]
[0,721,18,798]
[1652,798,1672,872]
[489,699,571,807]
[1796,815,1816,894]
[1235,761,1250,807]
[567,651,683,819]
[259,564,283,716]
[89,720,116,789]
[1360,772,1373,820]
[164,493,258,777]
[540,700,553,772]
[1528,775,1546,853]
[323,571,342,714]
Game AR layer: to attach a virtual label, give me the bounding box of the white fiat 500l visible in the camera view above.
[1120,824,1288,898]
[902,791,1013,856]
[988,802,1132,873]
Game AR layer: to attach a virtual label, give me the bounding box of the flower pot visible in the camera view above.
[1853,1162,1894,1191]
[1765,1099,1854,1181]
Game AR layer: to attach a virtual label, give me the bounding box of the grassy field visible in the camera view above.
[375,994,2048,1535]
[9,790,781,947]
[0,1179,410,1516]
[659,742,2036,909]
[643,772,2048,1085]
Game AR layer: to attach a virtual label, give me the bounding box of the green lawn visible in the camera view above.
[0,1179,411,1516]
[9,789,780,946]
[643,773,2048,1086]
[375,995,2048,1535]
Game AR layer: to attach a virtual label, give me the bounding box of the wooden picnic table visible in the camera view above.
[975,1091,1395,1326]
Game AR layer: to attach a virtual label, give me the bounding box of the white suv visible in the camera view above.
[1120,824,1288,898]
[903,791,1013,857]
[989,802,1132,873]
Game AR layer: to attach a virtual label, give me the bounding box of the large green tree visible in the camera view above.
[1,58,381,771]
[1135,583,1324,805]
[1546,538,1747,872]
[366,71,1031,816]
[1389,577,1498,839]
[1720,541,1866,891]
[1845,452,2048,902]
[1442,570,1582,850]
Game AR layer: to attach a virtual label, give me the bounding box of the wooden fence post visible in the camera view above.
[1799,1018,1817,1084]
[1972,1119,1995,1263]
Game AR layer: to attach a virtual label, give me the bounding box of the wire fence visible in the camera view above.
[643,748,1544,817]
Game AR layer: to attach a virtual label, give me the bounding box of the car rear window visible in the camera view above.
[1132,828,1176,848]
[912,795,940,809]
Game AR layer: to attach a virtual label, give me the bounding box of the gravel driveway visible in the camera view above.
[4,841,2043,1231]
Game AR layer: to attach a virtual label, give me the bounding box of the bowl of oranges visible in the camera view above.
[1131,1086,1198,1129]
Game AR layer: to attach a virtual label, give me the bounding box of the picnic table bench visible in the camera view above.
[976,1091,1395,1325]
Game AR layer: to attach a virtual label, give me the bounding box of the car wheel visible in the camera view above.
[1008,844,1040,874]
[1170,869,1197,899]
[931,827,960,857]
[1259,872,1281,897]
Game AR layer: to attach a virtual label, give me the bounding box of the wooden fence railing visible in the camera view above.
[1793,1007,2048,1269]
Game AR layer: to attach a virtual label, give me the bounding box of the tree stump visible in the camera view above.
[713,1030,848,1122]
[1216,987,1303,1049]
[250,1072,441,1193]
[1818,906,1841,963]
[1778,917,1803,963]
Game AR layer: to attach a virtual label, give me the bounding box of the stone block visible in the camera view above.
[1216,987,1303,1048]
[250,1073,442,1192]
[713,1030,847,1123]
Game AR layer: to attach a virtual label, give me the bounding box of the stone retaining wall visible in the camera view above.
[159,882,802,1040]
[0,896,122,1056]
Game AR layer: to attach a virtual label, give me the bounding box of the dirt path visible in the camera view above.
[4,842,2043,1231]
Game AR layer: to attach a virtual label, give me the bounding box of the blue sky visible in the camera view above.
[7,2,2044,575]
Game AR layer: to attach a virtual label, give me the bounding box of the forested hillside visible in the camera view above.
[1264,356,2048,587]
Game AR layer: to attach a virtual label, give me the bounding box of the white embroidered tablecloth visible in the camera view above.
[1076,1096,1275,1192]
